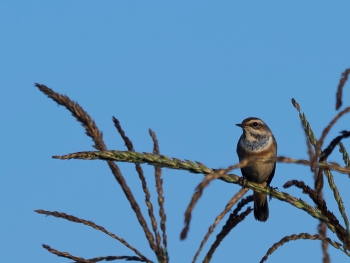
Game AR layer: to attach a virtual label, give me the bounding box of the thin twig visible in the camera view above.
[338,142,350,169]
[291,98,317,147]
[74,255,146,262]
[112,117,160,257]
[336,68,350,110]
[149,129,168,262]
[180,170,226,240]
[317,131,350,237]
[35,84,157,253]
[316,108,350,160]
[283,180,339,226]
[318,222,331,263]
[324,169,350,236]
[52,150,350,244]
[192,188,248,263]
[320,131,350,162]
[42,244,95,263]
[338,142,350,225]
[314,108,350,193]
[283,180,324,208]
[53,151,350,175]
[260,233,350,263]
[35,210,152,263]
[291,98,331,258]
[307,137,315,168]
[203,206,253,263]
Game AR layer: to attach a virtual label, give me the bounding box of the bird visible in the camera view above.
[236,117,277,222]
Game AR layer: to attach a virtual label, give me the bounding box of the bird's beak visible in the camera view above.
[235,123,243,128]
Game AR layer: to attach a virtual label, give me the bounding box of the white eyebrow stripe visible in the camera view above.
[244,119,265,126]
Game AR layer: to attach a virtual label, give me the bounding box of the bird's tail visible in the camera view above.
[253,191,269,222]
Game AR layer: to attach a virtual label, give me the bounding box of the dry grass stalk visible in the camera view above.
[318,131,350,237]
[35,84,157,254]
[35,210,151,262]
[260,233,349,263]
[42,244,95,263]
[149,129,168,262]
[192,188,248,263]
[307,135,316,168]
[203,198,253,263]
[73,255,145,262]
[112,117,162,258]
[35,68,350,262]
[336,68,350,110]
[282,179,336,259]
[338,142,350,170]
[291,98,317,147]
[314,107,350,194]
[283,180,323,207]
[291,98,344,259]
[43,244,146,263]
[51,148,350,245]
[180,169,228,240]
[318,222,331,263]
[53,151,350,176]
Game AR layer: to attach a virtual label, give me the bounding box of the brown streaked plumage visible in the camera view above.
[236,117,277,222]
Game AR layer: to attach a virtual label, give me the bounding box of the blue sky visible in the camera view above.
[1,1,350,262]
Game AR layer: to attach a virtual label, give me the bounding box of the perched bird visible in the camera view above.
[236,117,277,222]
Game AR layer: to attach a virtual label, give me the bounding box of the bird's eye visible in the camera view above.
[252,122,259,127]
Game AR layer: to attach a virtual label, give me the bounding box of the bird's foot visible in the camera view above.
[268,186,278,201]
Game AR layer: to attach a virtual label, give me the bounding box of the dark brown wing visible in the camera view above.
[239,167,250,181]
[267,136,277,186]
[266,162,276,186]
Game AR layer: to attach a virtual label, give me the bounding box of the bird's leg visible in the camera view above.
[240,176,248,189]
[267,185,278,201]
